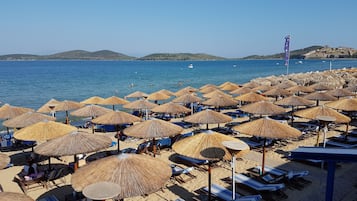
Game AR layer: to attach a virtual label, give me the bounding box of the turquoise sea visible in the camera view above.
[0,59,357,110]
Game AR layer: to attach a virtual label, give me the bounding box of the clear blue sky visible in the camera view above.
[1,0,357,58]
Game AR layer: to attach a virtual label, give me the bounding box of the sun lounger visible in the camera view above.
[255,166,309,179]
[202,184,262,201]
[233,173,285,191]
[325,140,357,148]
[175,155,209,171]
[171,164,196,183]
[13,174,46,194]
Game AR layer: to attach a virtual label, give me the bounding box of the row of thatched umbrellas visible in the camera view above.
[1,79,356,200]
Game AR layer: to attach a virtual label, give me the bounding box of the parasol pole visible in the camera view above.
[208,161,212,201]
[261,138,266,175]
[190,102,194,115]
[65,111,69,124]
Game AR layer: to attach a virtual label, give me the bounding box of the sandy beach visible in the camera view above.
[1,69,357,201]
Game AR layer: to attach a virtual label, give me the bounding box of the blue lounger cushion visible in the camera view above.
[203,183,262,201]
[234,173,285,191]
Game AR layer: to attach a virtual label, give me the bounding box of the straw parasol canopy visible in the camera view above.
[83,182,121,200]
[54,100,83,124]
[234,92,268,102]
[0,192,34,201]
[71,153,171,199]
[233,117,301,174]
[151,102,190,115]
[92,111,141,152]
[172,130,249,201]
[172,93,202,104]
[263,88,291,98]
[220,83,239,91]
[125,91,149,99]
[92,111,141,125]
[34,131,112,156]
[147,91,171,101]
[3,112,55,128]
[174,86,198,97]
[37,98,61,114]
[200,84,218,90]
[219,81,238,88]
[202,95,238,108]
[0,153,10,169]
[310,83,333,91]
[123,99,158,110]
[173,130,249,161]
[203,90,231,99]
[286,85,314,95]
[81,96,105,105]
[230,87,253,95]
[327,88,354,99]
[242,82,260,89]
[157,89,175,96]
[239,101,286,116]
[274,80,297,89]
[184,109,232,129]
[325,97,357,111]
[294,105,351,123]
[123,119,183,139]
[252,85,271,93]
[0,104,34,120]
[275,95,315,107]
[99,96,129,110]
[304,92,337,106]
[14,121,77,141]
[71,104,111,118]
[200,86,219,94]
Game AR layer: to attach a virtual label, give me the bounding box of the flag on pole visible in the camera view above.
[284,35,290,67]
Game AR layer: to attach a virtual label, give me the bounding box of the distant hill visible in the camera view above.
[243,46,324,59]
[0,50,136,60]
[138,53,226,60]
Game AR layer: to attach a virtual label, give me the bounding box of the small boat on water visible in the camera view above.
[188,64,193,69]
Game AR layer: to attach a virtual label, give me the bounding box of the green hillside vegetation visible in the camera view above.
[243,45,324,59]
[44,50,135,60]
[138,53,226,60]
[0,54,41,60]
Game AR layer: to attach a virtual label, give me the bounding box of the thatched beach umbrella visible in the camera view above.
[0,104,33,120]
[327,88,354,99]
[274,80,297,89]
[220,83,239,91]
[92,111,142,152]
[123,119,183,156]
[233,117,301,174]
[242,82,260,89]
[125,91,148,99]
[71,105,112,133]
[35,131,112,171]
[203,90,231,99]
[151,102,191,115]
[174,86,198,97]
[235,92,268,103]
[14,121,77,142]
[304,92,337,106]
[219,81,238,88]
[172,93,202,115]
[202,95,237,109]
[239,101,286,116]
[294,106,351,124]
[310,83,333,91]
[37,98,61,117]
[83,182,121,201]
[99,96,129,111]
[286,85,314,95]
[3,112,55,128]
[71,153,171,200]
[0,192,34,201]
[230,87,253,95]
[252,85,271,93]
[147,91,171,101]
[0,153,10,169]
[123,99,158,120]
[157,89,175,96]
[172,130,249,201]
[275,95,315,125]
[263,88,291,100]
[55,100,83,124]
[81,96,105,105]
[184,109,232,129]
[325,97,357,112]
[200,86,218,94]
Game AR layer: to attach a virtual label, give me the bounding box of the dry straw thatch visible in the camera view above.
[325,97,357,111]
[230,87,253,95]
[125,91,149,99]
[123,99,158,110]
[286,85,314,94]
[151,102,190,115]
[147,91,171,101]
[14,121,77,141]
[234,92,268,102]
[99,96,129,106]
[82,182,121,200]
[202,95,237,108]
[294,105,351,123]
[123,119,183,139]
[91,111,141,125]
[174,86,198,97]
[0,104,34,120]
[3,112,55,128]
[34,131,112,156]
[71,104,111,118]
[172,93,202,104]
[0,192,34,201]
[71,154,171,199]
[203,90,231,99]
[81,96,105,105]
[327,88,354,98]
[239,101,286,116]
[275,95,315,107]
[184,109,232,124]
[37,98,61,113]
